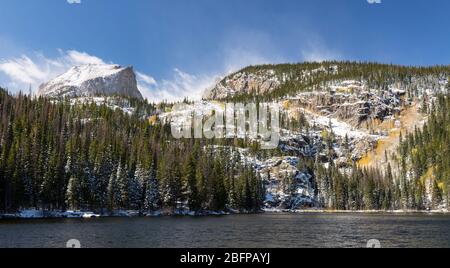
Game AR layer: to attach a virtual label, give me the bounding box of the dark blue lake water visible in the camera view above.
[1,213,449,248]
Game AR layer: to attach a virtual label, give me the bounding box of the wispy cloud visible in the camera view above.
[0,50,216,102]
[137,47,282,103]
[220,29,285,72]
[136,72,157,86]
[222,48,277,74]
[0,56,47,85]
[67,0,82,4]
[63,50,104,65]
[138,68,219,103]
[0,50,106,93]
[301,38,342,62]
[301,43,343,62]
[137,30,285,103]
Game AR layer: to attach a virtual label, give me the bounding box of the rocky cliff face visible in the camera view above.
[286,80,403,128]
[203,69,282,99]
[37,64,143,100]
[203,65,338,99]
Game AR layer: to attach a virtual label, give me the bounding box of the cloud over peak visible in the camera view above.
[0,50,106,93]
[0,50,217,103]
[137,68,219,103]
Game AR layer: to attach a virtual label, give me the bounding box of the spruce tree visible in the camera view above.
[183,154,200,211]
[129,164,146,210]
[66,176,79,210]
[117,162,129,209]
[144,158,161,211]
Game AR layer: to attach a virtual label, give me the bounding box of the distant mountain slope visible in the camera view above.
[204,61,450,100]
[37,64,143,100]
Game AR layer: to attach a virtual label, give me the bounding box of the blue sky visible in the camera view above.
[1,0,450,101]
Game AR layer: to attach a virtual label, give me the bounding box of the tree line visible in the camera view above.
[0,89,264,213]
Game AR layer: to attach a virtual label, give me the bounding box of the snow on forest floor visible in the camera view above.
[301,108,380,140]
[0,209,236,219]
[3,208,449,220]
[69,97,136,115]
[263,208,450,214]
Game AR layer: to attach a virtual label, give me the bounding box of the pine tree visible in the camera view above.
[195,163,206,210]
[432,180,443,209]
[211,158,227,211]
[66,176,79,210]
[144,157,161,211]
[116,162,129,209]
[107,170,117,211]
[129,164,146,210]
[183,154,200,211]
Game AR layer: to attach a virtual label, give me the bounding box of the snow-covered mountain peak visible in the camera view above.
[62,64,124,85]
[37,64,143,100]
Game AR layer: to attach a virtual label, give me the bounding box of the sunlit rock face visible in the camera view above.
[37,64,143,100]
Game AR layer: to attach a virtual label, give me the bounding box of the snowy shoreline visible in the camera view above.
[1,208,449,220]
[263,208,450,214]
[0,209,263,220]
[0,210,235,220]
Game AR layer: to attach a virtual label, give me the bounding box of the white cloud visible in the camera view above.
[0,50,107,93]
[138,68,219,103]
[136,72,157,86]
[301,39,342,62]
[0,49,216,103]
[222,48,276,74]
[64,50,104,65]
[136,30,285,103]
[0,56,47,85]
[136,45,282,103]
[220,29,285,73]
[67,0,82,4]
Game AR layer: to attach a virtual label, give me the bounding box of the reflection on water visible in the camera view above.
[1,213,450,248]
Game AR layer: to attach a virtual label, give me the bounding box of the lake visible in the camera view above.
[1,213,449,248]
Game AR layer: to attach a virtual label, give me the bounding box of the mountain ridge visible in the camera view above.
[203,61,450,101]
